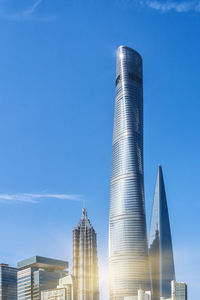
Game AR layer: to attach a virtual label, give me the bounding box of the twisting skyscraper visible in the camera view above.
[109,46,150,300]
[73,206,99,300]
[149,166,175,300]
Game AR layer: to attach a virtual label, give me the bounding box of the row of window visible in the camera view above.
[115,73,143,86]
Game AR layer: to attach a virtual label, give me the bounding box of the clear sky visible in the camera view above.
[0,0,199,299]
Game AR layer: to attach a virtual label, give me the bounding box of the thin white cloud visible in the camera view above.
[0,193,83,204]
[145,0,200,12]
[22,0,43,17]
[0,0,56,22]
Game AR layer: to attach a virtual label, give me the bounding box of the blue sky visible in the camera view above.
[0,0,199,299]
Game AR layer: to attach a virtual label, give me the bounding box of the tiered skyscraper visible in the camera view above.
[72,207,99,300]
[149,166,175,300]
[109,45,150,300]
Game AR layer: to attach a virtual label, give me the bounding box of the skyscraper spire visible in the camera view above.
[82,200,87,218]
[149,165,175,300]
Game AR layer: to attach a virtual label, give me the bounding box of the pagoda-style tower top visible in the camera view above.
[72,207,99,300]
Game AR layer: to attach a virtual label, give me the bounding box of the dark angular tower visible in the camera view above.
[149,165,175,300]
[73,206,99,300]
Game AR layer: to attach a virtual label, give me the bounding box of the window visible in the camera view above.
[128,73,142,85]
[116,75,121,86]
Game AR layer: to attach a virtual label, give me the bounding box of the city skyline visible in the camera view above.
[0,1,199,300]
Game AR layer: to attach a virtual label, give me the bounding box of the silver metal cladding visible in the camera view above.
[109,46,150,300]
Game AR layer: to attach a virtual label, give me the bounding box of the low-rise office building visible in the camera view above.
[172,280,187,300]
[17,256,68,300]
[124,289,151,300]
[160,280,187,300]
[41,274,75,300]
[0,263,17,300]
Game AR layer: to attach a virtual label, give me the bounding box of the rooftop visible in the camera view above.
[17,256,68,270]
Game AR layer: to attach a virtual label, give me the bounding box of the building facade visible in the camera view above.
[17,256,68,300]
[149,166,175,300]
[171,281,187,300]
[72,207,99,300]
[0,263,17,300]
[124,289,151,300]
[41,275,75,300]
[109,45,150,300]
